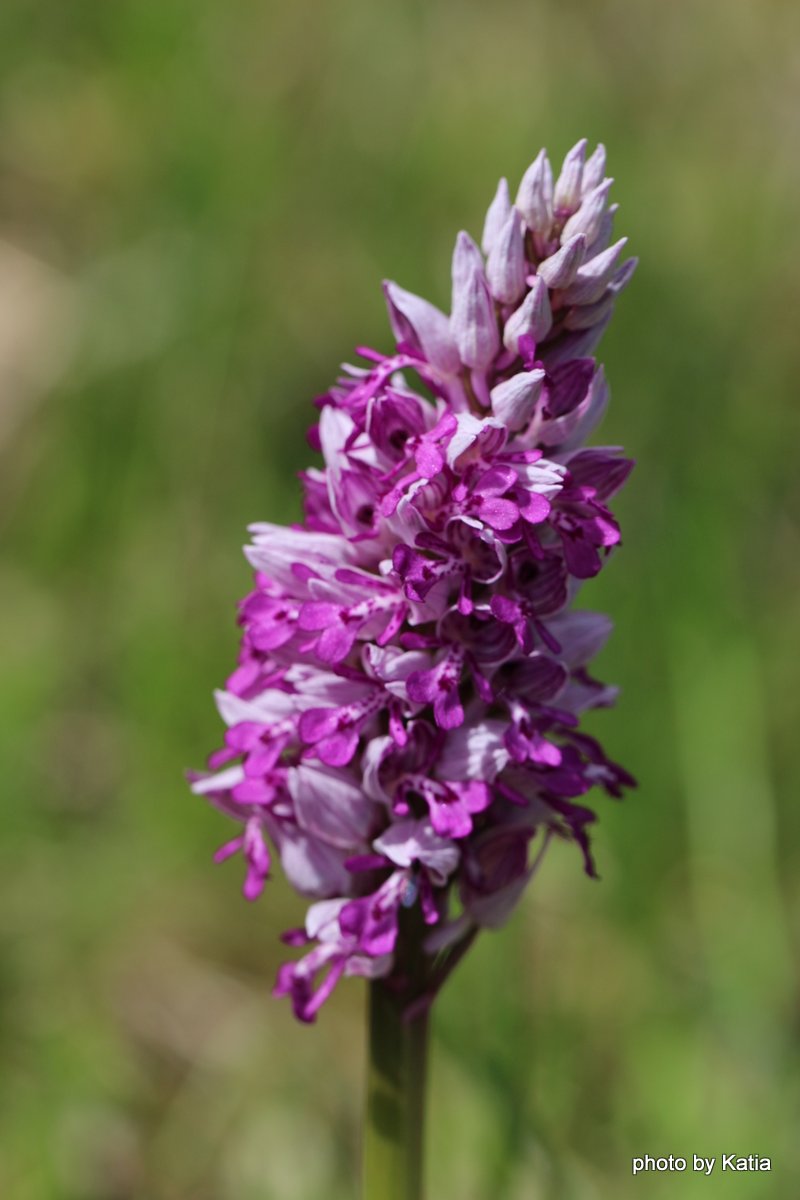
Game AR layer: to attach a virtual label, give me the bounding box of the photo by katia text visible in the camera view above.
[632,1154,771,1176]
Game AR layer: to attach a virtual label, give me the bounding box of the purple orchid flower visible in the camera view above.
[191,140,635,1020]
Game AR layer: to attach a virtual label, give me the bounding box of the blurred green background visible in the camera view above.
[1,1,799,1197]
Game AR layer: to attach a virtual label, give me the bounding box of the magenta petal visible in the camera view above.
[434,687,464,730]
[243,866,267,900]
[475,465,517,495]
[224,721,265,752]
[377,604,407,647]
[214,835,244,864]
[519,491,551,524]
[316,623,357,664]
[460,781,492,814]
[478,497,519,531]
[406,670,436,704]
[415,441,444,477]
[250,621,297,650]
[561,537,601,579]
[299,707,341,744]
[298,601,341,631]
[305,958,347,1019]
[428,796,472,839]
[490,594,521,623]
[595,515,621,546]
[232,778,274,804]
[316,729,360,767]
[531,737,562,767]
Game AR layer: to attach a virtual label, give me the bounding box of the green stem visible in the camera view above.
[364,977,429,1200]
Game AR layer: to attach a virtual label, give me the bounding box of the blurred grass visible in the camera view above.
[1,0,800,1196]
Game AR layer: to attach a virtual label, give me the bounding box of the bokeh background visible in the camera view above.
[2,1,799,1197]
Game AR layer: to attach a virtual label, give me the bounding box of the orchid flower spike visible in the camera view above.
[191,139,636,1022]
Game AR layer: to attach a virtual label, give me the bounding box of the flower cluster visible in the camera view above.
[192,139,636,1022]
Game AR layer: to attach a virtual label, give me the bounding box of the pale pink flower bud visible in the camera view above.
[609,257,639,295]
[486,207,526,304]
[490,369,545,430]
[502,275,552,352]
[581,142,607,195]
[451,262,500,370]
[563,290,616,331]
[451,230,484,300]
[553,138,587,214]
[536,233,586,289]
[481,177,512,255]
[561,238,628,306]
[515,149,553,235]
[562,178,614,244]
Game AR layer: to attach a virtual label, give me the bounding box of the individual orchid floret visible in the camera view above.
[537,233,586,289]
[382,281,461,375]
[553,138,588,215]
[562,178,614,244]
[503,275,553,352]
[490,370,545,431]
[486,207,527,304]
[192,138,635,1023]
[450,236,500,369]
[515,149,554,240]
[561,238,628,306]
[481,177,512,256]
[581,142,607,195]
